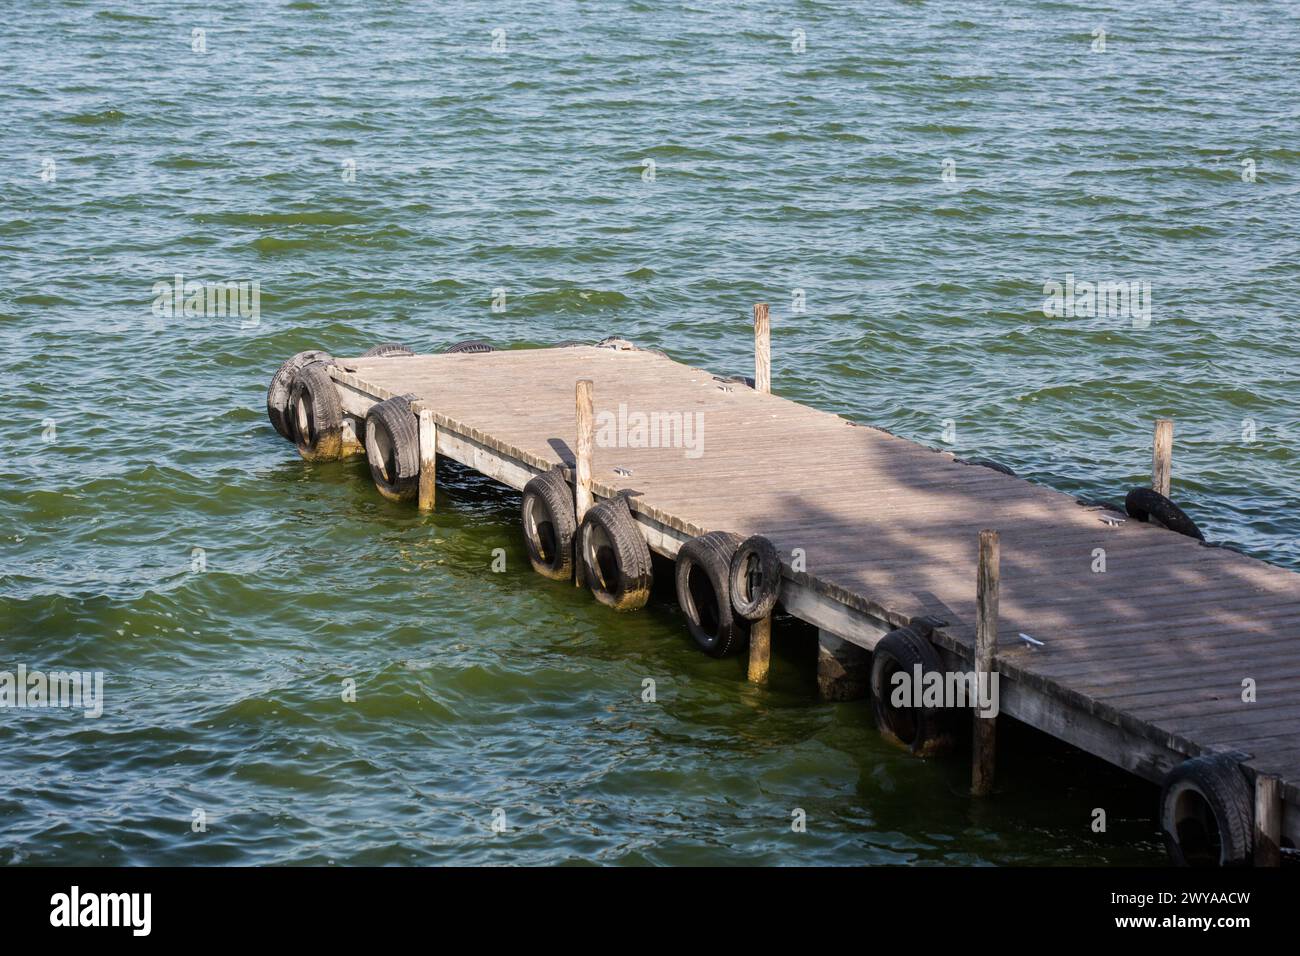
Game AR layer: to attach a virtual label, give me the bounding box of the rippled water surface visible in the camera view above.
[1,0,1297,865]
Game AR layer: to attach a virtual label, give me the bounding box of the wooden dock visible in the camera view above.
[276,335,1300,864]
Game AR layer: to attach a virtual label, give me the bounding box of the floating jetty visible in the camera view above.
[267,307,1298,866]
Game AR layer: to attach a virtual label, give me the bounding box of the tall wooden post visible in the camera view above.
[417,408,437,512]
[1254,773,1282,867]
[747,616,771,684]
[972,529,1000,796]
[574,380,594,586]
[1152,418,1173,497]
[753,302,770,394]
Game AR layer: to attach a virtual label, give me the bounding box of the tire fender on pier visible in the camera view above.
[521,468,577,581]
[1124,488,1205,540]
[595,336,636,351]
[288,361,345,461]
[869,623,955,757]
[675,531,749,657]
[267,349,332,440]
[364,395,421,501]
[712,374,755,389]
[728,534,781,621]
[958,457,1016,477]
[360,343,415,357]
[578,496,652,611]
[1158,754,1254,867]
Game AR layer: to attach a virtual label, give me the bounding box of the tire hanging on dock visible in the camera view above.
[578,497,652,611]
[1124,487,1204,540]
[361,343,415,357]
[364,395,421,501]
[675,531,749,657]
[869,623,955,756]
[1158,754,1254,866]
[728,534,781,621]
[267,349,332,440]
[958,457,1016,477]
[442,340,496,354]
[288,361,345,461]
[713,374,755,389]
[521,468,577,580]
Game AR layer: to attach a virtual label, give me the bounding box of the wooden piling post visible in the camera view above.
[747,616,771,684]
[575,380,594,521]
[340,415,366,458]
[972,529,1000,797]
[753,302,770,394]
[1152,418,1173,497]
[417,408,437,512]
[1254,773,1282,867]
[816,629,870,700]
[574,380,594,586]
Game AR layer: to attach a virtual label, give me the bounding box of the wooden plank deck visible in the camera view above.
[324,346,1300,842]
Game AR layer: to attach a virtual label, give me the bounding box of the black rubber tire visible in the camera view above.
[675,531,749,657]
[364,396,420,502]
[962,457,1016,477]
[442,340,496,354]
[361,343,414,357]
[521,468,577,580]
[729,534,781,621]
[869,623,955,756]
[267,349,331,440]
[288,361,345,461]
[1159,754,1254,866]
[578,497,652,611]
[713,374,755,389]
[1125,487,1204,540]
